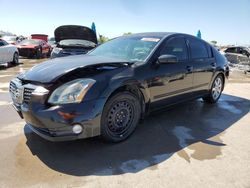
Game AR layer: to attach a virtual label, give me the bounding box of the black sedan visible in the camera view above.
[9,32,229,142]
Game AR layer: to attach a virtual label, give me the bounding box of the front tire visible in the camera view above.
[101,92,141,142]
[36,48,42,59]
[47,49,51,58]
[203,75,224,103]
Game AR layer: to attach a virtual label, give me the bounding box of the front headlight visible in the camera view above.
[48,79,96,105]
[52,47,63,54]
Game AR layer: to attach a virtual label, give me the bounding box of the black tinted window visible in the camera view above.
[225,47,237,53]
[189,38,208,59]
[0,40,6,46]
[160,37,188,61]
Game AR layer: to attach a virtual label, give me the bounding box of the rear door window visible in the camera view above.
[188,38,208,59]
[225,47,237,53]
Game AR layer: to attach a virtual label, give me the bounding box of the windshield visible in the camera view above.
[59,39,96,47]
[20,39,40,45]
[48,37,55,41]
[89,36,161,62]
[48,38,56,45]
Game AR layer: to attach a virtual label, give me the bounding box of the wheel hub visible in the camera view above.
[212,77,222,100]
[107,101,133,134]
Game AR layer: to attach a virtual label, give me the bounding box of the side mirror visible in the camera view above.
[158,54,178,64]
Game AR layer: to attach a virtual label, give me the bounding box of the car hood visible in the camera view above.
[18,55,130,83]
[54,25,97,44]
[17,44,38,49]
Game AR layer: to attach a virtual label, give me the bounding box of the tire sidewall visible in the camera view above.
[36,48,42,59]
[210,75,223,103]
[101,92,141,142]
[13,52,19,64]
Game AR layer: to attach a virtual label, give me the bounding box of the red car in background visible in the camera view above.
[16,39,51,59]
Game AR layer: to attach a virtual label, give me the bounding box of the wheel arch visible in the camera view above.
[209,71,226,91]
[103,82,150,120]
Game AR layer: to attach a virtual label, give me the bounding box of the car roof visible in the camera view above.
[226,46,248,49]
[127,32,176,38]
[122,32,205,42]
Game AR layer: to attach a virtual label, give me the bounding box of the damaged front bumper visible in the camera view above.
[9,79,106,141]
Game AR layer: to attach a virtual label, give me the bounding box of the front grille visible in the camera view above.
[18,48,34,56]
[9,80,23,104]
[9,81,17,95]
[23,87,35,104]
[9,79,37,105]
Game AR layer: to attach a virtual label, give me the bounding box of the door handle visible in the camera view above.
[186,66,193,73]
[210,62,216,69]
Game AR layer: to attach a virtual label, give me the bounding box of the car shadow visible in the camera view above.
[24,94,250,176]
[0,63,21,70]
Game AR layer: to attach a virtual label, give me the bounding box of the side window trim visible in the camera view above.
[206,44,214,58]
[185,38,191,61]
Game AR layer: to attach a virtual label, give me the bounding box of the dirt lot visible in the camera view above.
[0,59,250,188]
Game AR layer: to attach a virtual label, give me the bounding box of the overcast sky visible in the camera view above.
[0,0,250,45]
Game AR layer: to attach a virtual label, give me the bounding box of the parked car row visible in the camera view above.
[1,35,25,45]
[1,25,98,67]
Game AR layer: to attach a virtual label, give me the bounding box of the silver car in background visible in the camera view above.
[224,46,250,64]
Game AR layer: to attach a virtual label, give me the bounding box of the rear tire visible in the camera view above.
[101,92,141,142]
[203,75,224,103]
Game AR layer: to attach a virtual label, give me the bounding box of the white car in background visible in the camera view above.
[1,35,19,45]
[0,39,19,67]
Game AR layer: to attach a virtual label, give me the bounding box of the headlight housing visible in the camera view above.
[48,79,96,105]
[52,47,62,54]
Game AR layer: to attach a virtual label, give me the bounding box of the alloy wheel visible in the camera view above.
[212,77,222,100]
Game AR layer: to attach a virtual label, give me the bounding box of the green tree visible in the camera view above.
[98,35,110,44]
[123,32,132,36]
[210,41,217,45]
